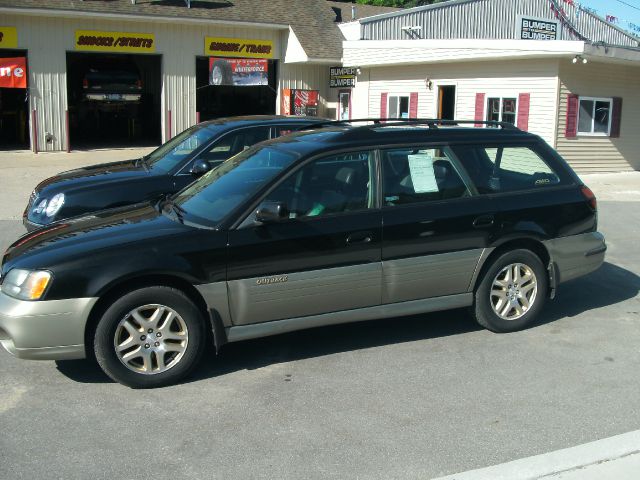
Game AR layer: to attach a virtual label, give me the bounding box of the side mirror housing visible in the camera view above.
[255,201,288,223]
[190,159,211,176]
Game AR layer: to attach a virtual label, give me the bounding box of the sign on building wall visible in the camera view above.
[75,30,155,53]
[330,66,357,88]
[204,37,274,59]
[0,57,27,88]
[209,58,268,86]
[517,15,559,40]
[0,27,18,48]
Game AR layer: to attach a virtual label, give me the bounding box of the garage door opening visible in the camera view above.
[0,50,29,151]
[195,56,277,122]
[66,52,161,149]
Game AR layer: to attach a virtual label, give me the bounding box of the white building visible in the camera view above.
[341,0,640,173]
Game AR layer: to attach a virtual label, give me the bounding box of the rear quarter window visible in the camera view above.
[452,144,572,194]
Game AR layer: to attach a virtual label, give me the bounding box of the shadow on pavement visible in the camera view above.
[55,261,639,386]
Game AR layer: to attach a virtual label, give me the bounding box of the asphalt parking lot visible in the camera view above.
[0,151,639,479]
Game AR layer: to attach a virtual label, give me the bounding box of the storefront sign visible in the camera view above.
[75,30,155,53]
[0,57,27,88]
[209,58,268,86]
[330,66,357,88]
[517,15,559,40]
[204,37,273,59]
[0,27,18,48]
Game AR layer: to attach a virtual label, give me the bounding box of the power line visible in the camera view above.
[614,0,640,13]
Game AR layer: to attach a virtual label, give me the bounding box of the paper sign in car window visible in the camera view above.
[407,153,439,193]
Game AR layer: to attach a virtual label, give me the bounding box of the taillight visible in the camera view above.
[82,78,88,89]
[581,185,597,211]
[135,79,142,88]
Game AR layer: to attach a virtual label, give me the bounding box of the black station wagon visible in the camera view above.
[0,120,606,388]
[23,115,320,231]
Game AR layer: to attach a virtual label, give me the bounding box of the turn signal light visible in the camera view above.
[581,185,597,211]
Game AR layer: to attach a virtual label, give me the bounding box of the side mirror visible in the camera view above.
[190,159,211,176]
[255,201,288,223]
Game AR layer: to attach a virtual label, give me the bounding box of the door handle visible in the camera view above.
[473,215,495,228]
[346,233,372,245]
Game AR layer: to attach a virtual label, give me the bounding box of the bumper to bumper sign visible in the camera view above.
[0,293,97,360]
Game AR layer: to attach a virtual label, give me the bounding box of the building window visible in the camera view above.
[389,95,410,119]
[578,97,612,135]
[486,97,517,126]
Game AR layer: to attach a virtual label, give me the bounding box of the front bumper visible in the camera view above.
[0,291,97,360]
[544,231,606,284]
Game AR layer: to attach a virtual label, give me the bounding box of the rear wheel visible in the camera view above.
[94,286,206,388]
[472,249,547,332]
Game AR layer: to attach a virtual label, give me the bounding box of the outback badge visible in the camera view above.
[256,275,288,286]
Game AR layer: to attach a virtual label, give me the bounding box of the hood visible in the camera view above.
[33,159,153,196]
[4,204,195,269]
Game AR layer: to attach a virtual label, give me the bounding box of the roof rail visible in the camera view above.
[299,118,520,131]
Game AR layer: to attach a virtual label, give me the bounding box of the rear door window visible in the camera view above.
[452,144,568,194]
[381,147,471,206]
[197,127,271,166]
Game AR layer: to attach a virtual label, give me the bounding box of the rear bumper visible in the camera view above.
[0,292,97,360]
[544,231,606,284]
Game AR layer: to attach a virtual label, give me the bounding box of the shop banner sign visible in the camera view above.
[0,57,27,88]
[205,37,273,59]
[75,30,155,53]
[209,58,268,86]
[0,27,18,48]
[517,15,559,40]
[330,66,357,88]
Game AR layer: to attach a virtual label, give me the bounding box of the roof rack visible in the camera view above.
[300,118,520,131]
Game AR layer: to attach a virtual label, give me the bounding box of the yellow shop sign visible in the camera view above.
[75,30,155,53]
[0,27,18,49]
[205,37,273,59]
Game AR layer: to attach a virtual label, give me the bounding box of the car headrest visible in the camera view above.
[335,167,356,186]
[433,160,450,181]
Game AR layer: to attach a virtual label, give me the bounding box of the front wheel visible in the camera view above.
[94,286,206,388]
[472,249,548,333]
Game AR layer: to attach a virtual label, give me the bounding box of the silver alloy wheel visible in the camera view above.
[113,304,189,375]
[211,66,223,85]
[490,263,538,321]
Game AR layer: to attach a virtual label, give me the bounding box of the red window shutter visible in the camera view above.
[380,92,388,119]
[517,93,530,131]
[474,93,485,127]
[409,92,419,119]
[610,97,622,138]
[565,94,579,138]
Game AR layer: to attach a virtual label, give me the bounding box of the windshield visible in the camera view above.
[144,124,224,173]
[172,146,298,227]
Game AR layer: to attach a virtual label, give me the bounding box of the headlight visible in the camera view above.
[1,269,52,300]
[45,193,65,217]
[32,199,47,215]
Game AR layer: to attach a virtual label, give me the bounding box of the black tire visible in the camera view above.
[209,60,233,86]
[94,286,206,388]
[472,249,547,333]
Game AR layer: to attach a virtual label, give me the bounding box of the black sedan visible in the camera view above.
[23,116,321,230]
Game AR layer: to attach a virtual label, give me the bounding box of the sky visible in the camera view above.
[578,0,640,26]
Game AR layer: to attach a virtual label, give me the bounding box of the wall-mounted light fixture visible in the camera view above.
[425,78,433,90]
[572,54,588,64]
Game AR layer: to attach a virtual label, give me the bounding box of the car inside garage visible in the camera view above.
[66,52,161,149]
[0,50,29,150]
[195,56,277,121]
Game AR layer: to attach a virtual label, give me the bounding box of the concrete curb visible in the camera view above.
[432,430,640,480]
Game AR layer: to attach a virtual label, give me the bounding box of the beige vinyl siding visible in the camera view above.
[278,63,333,118]
[4,13,282,151]
[362,59,559,146]
[557,62,640,173]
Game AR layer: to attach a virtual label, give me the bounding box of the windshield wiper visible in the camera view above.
[135,155,150,172]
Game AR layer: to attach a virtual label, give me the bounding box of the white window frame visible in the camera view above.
[388,94,410,119]
[485,96,518,126]
[577,96,613,137]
